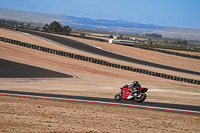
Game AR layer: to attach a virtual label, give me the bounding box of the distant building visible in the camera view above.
[113,32,121,39]
[113,35,119,39]
[109,39,135,45]
[132,38,136,40]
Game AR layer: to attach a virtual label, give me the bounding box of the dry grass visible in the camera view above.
[1,96,200,133]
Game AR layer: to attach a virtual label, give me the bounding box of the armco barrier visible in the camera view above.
[1,36,200,85]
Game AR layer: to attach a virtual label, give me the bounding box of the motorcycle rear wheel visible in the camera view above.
[114,93,122,101]
[134,93,146,102]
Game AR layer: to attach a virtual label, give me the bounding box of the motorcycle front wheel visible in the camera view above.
[134,93,146,102]
[114,93,122,101]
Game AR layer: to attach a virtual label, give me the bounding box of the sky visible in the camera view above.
[0,0,200,29]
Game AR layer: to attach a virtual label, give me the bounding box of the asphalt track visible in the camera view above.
[0,58,73,78]
[18,29,200,76]
[0,90,200,115]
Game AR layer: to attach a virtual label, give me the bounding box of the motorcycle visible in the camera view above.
[114,85,148,102]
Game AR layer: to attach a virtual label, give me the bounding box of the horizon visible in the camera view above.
[0,0,200,29]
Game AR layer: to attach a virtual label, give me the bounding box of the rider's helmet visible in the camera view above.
[133,81,139,85]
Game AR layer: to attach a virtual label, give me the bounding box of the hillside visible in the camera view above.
[1,8,200,40]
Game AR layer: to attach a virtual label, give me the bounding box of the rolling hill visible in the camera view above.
[0,8,200,40]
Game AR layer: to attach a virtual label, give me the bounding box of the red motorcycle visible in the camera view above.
[114,85,148,102]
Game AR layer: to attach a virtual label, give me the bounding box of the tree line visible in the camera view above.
[0,19,25,26]
[0,19,72,34]
[0,19,44,28]
[145,33,162,38]
[42,21,71,34]
[173,40,188,45]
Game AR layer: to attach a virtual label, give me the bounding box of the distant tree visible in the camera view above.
[148,39,153,45]
[124,36,130,40]
[43,23,49,32]
[173,39,188,46]
[182,40,188,45]
[80,33,85,37]
[174,40,181,45]
[18,22,24,26]
[164,40,168,44]
[0,19,5,24]
[27,23,30,27]
[62,26,72,34]
[49,21,62,33]
[108,35,113,38]
[35,26,39,31]
[145,33,162,38]
[0,19,22,26]
[42,21,72,34]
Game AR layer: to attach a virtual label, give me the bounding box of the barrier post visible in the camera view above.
[87,57,91,62]
[128,67,133,71]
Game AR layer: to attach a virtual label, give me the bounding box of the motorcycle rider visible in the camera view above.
[115,81,147,102]
[131,81,141,92]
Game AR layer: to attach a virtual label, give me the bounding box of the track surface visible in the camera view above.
[18,29,200,76]
[0,58,73,78]
[0,90,200,114]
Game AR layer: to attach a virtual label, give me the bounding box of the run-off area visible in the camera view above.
[0,58,73,78]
